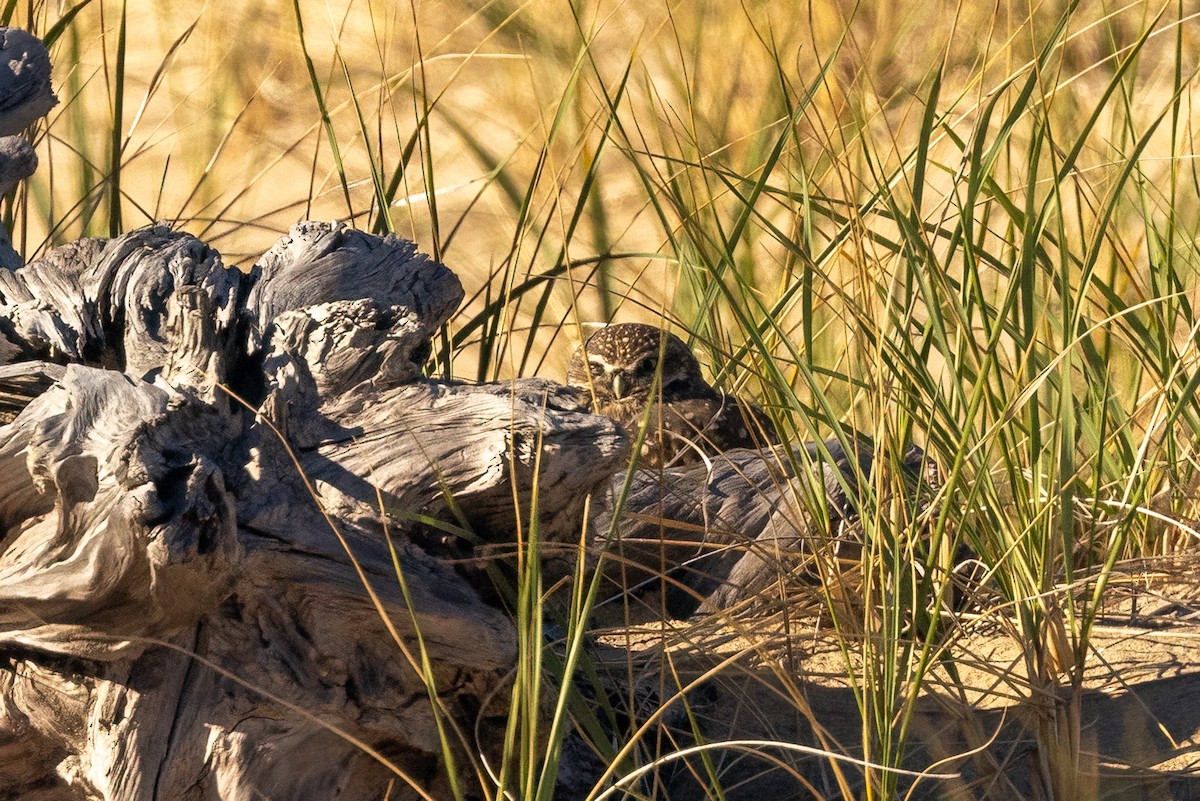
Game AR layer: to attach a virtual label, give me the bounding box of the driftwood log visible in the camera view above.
[0,218,637,800]
[0,220,933,798]
[0,27,53,272]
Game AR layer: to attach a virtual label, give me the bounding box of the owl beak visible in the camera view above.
[611,372,626,400]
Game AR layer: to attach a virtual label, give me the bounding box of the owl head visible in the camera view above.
[566,323,708,403]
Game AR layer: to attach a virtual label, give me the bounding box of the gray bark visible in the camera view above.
[590,434,936,620]
[0,28,56,137]
[0,221,628,801]
[0,26,53,271]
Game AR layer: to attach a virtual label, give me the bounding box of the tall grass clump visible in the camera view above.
[11,0,1200,798]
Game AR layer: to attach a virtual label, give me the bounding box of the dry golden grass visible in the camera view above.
[27,1,1200,376]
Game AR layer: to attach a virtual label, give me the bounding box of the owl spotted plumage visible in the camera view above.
[566,323,776,467]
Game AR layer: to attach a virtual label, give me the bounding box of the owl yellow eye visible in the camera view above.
[635,356,657,376]
[588,359,605,376]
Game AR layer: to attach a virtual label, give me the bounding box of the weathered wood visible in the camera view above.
[0,136,36,201]
[591,435,937,619]
[0,360,62,421]
[0,223,929,799]
[0,28,56,136]
[0,228,246,400]
[0,217,629,799]
[0,27,54,272]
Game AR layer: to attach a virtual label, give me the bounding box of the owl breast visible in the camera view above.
[600,392,774,468]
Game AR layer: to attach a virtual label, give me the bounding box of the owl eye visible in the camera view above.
[588,359,605,377]
[635,356,657,376]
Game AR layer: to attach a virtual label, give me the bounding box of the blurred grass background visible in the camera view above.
[21,0,1197,381]
[10,0,1200,797]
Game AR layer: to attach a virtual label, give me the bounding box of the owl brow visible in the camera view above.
[587,355,617,372]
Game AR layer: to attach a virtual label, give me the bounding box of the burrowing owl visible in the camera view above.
[566,323,776,467]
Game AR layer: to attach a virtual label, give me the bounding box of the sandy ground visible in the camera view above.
[586,554,1200,799]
